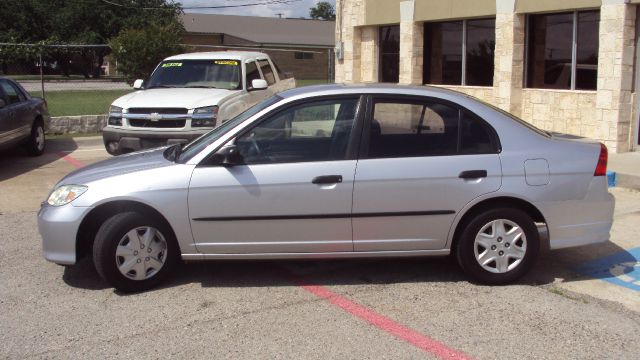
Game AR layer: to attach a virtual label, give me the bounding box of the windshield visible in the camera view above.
[177,95,283,162]
[146,59,242,90]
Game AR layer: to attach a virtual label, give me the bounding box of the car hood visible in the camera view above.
[112,87,241,110]
[58,147,173,186]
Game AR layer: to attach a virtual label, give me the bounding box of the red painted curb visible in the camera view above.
[56,152,85,169]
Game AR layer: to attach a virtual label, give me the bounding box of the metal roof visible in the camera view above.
[181,13,335,47]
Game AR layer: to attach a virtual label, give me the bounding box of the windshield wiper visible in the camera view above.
[145,85,175,89]
[183,85,218,89]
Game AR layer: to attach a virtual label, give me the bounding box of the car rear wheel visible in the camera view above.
[93,211,178,292]
[25,121,45,156]
[456,208,539,284]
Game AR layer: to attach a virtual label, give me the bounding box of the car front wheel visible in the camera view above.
[93,211,178,292]
[456,208,539,285]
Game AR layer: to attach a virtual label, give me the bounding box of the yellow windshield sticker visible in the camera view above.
[162,62,182,68]
[214,60,239,66]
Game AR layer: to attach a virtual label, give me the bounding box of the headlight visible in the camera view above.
[47,185,88,206]
[192,106,218,127]
[109,105,123,114]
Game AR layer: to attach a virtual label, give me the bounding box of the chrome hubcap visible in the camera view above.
[474,219,527,274]
[115,226,167,281]
[35,127,44,150]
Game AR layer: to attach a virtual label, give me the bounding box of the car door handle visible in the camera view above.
[312,175,343,184]
[459,170,487,179]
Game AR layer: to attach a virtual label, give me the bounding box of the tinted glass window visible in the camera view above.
[0,81,21,104]
[466,19,496,86]
[424,21,463,85]
[368,100,459,158]
[460,111,497,154]
[379,26,400,83]
[246,61,262,85]
[147,60,241,90]
[236,98,359,164]
[576,11,599,90]
[527,11,599,90]
[258,60,276,85]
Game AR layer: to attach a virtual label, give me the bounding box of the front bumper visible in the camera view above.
[38,203,91,265]
[102,127,209,153]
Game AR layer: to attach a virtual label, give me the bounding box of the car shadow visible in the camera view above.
[0,138,78,182]
[61,240,638,294]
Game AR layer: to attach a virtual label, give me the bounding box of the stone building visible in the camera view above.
[335,0,640,153]
[182,13,335,81]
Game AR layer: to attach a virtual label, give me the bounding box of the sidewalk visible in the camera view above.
[609,152,640,190]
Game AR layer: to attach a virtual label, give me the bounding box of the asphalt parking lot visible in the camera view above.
[1,137,639,359]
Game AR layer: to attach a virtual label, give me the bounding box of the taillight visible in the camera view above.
[594,143,608,176]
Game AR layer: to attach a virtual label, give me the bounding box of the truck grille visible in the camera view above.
[129,119,186,128]
[128,108,188,114]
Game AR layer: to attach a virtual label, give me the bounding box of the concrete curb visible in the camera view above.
[48,115,107,135]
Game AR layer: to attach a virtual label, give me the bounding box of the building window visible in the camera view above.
[424,18,496,86]
[526,11,599,90]
[294,52,314,60]
[379,25,400,83]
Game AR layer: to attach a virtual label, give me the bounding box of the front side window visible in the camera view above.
[258,59,276,85]
[0,80,22,104]
[246,61,262,86]
[379,25,400,83]
[526,11,599,90]
[366,98,498,159]
[236,98,359,164]
[424,18,496,86]
[146,59,242,90]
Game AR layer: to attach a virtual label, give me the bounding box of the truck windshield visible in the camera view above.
[146,59,242,90]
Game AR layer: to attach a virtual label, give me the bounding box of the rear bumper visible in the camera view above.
[102,127,209,152]
[537,177,615,250]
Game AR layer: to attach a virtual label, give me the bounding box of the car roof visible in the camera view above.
[163,51,269,61]
[278,83,474,101]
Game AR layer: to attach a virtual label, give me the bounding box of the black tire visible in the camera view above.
[456,207,539,285]
[93,211,179,292]
[104,141,121,156]
[25,120,45,156]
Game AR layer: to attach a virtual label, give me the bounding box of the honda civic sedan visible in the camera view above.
[38,84,614,292]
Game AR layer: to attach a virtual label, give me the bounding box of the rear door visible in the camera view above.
[0,80,30,144]
[352,96,502,251]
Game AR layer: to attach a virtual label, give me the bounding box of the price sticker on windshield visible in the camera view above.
[214,60,239,66]
[162,62,183,68]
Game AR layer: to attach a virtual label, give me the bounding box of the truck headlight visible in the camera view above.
[192,106,218,127]
[47,185,88,206]
[109,105,123,126]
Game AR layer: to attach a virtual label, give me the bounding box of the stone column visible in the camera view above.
[398,0,423,85]
[493,0,525,116]
[335,0,365,84]
[597,0,635,153]
[360,26,379,82]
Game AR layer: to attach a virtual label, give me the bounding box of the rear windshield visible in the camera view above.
[146,59,242,90]
[477,98,551,138]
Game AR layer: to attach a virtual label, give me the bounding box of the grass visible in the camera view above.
[38,79,332,117]
[6,74,125,81]
[36,90,133,117]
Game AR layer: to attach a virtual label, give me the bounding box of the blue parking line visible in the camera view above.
[573,247,640,292]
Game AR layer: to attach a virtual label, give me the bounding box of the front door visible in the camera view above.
[352,96,502,251]
[188,96,363,254]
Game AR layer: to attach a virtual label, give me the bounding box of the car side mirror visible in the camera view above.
[133,79,144,89]
[211,145,244,167]
[0,98,5,108]
[249,79,268,91]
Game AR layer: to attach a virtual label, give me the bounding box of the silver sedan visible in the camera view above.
[38,84,614,292]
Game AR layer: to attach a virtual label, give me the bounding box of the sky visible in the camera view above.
[179,0,336,19]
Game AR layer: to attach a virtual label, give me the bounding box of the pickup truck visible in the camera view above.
[103,51,295,155]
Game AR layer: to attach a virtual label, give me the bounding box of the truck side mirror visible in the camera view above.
[249,79,268,91]
[133,79,144,89]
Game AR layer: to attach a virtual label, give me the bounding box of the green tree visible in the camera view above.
[0,0,183,77]
[309,1,336,21]
[109,23,186,84]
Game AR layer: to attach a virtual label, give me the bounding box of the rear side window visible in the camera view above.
[366,98,498,158]
[258,59,276,85]
[0,80,22,104]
